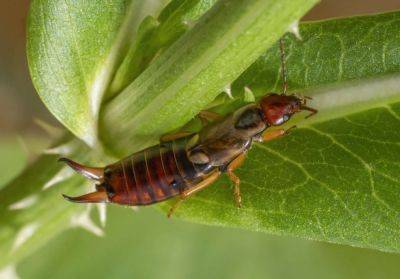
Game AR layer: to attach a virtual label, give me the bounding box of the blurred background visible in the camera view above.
[1,1,400,278]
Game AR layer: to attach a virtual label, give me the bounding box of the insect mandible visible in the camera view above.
[61,39,317,217]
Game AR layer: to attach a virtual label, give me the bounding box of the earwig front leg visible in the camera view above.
[167,171,221,218]
[227,154,246,208]
[160,131,193,142]
[259,126,297,143]
[197,110,223,125]
[259,129,286,142]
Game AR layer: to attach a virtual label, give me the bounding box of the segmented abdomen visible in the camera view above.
[103,138,214,205]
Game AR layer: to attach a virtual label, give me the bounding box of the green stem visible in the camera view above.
[100,0,320,156]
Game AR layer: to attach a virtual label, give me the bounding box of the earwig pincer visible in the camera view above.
[61,39,317,217]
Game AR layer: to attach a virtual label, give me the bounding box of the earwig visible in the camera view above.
[62,39,317,217]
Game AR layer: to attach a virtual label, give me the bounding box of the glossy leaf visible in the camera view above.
[27,0,166,146]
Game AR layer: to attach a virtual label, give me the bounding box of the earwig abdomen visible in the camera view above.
[99,138,215,206]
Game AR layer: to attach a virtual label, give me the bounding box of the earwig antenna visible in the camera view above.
[279,38,288,95]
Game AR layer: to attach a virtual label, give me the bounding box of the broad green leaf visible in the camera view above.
[233,11,400,97]
[27,0,167,146]
[156,12,400,252]
[100,0,319,155]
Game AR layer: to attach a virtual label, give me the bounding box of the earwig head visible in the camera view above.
[260,93,317,126]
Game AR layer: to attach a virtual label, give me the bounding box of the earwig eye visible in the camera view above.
[283,114,289,122]
[188,150,210,164]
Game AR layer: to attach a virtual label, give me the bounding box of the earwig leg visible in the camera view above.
[167,196,185,218]
[284,125,297,135]
[279,38,288,95]
[261,129,286,142]
[59,157,104,181]
[260,127,298,142]
[301,105,318,119]
[167,171,221,218]
[227,154,246,208]
[197,110,223,125]
[160,131,193,142]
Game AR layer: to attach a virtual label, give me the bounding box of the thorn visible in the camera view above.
[42,167,75,190]
[288,20,302,40]
[70,206,104,237]
[0,265,19,279]
[243,86,255,102]
[44,140,77,156]
[223,84,233,99]
[34,118,62,137]
[8,195,38,210]
[182,18,196,29]
[12,223,40,252]
[96,203,107,227]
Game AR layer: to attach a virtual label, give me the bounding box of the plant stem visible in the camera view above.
[100,0,320,156]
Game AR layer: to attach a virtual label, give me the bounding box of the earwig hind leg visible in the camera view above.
[160,131,193,142]
[167,171,221,218]
[227,154,246,208]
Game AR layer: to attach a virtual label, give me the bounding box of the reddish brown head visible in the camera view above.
[260,94,317,126]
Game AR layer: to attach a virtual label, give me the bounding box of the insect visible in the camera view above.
[61,39,317,217]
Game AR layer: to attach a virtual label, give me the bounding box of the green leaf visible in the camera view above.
[100,0,319,155]
[233,11,400,96]
[158,12,400,252]
[27,0,166,146]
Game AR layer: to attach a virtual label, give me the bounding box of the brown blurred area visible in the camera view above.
[0,0,399,135]
[0,0,56,136]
